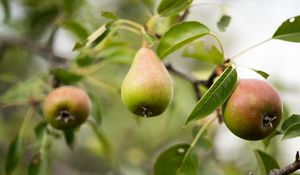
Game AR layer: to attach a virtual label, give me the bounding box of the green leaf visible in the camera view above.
[254,149,279,175]
[61,20,89,42]
[0,77,44,103]
[85,23,111,48]
[63,0,83,16]
[28,154,41,175]
[251,69,269,79]
[282,123,300,140]
[5,137,25,175]
[197,138,212,150]
[34,122,48,145]
[185,66,237,126]
[72,42,85,50]
[101,11,119,21]
[89,93,102,125]
[75,55,97,67]
[157,0,192,17]
[281,114,300,132]
[1,0,10,22]
[182,41,223,65]
[217,15,231,32]
[99,41,135,64]
[30,5,59,31]
[153,144,199,175]
[144,32,158,47]
[64,130,75,149]
[273,16,300,42]
[157,21,210,58]
[50,68,83,85]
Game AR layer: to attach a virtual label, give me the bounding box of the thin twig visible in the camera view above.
[178,8,190,22]
[0,36,68,64]
[269,151,300,175]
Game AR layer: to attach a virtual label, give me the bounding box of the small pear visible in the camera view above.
[121,47,173,117]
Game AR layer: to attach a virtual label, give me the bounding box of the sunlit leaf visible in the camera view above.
[153,144,199,175]
[273,16,300,42]
[182,41,223,65]
[217,15,231,32]
[185,66,237,126]
[282,123,300,140]
[5,137,25,175]
[281,114,300,132]
[50,68,83,85]
[101,11,119,21]
[157,0,192,17]
[61,20,89,42]
[157,21,210,58]
[255,149,279,175]
[251,69,269,79]
[85,23,111,48]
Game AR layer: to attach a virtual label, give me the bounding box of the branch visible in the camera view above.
[269,151,300,175]
[178,8,190,22]
[0,36,68,64]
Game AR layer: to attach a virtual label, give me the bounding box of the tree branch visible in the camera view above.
[269,151,300,175]
[0,36,68,64]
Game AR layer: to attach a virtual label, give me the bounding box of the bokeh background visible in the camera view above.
[1,0,300,174]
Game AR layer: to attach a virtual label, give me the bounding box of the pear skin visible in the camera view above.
[121,47,173,117]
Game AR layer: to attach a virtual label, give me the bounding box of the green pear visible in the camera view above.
[121,47,173,117]
[222,79,282,140]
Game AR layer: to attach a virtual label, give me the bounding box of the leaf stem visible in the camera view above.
[118,19,145,31]
[146,14,159,31]
[209,32,225,60]
[230,38,272,60]
[85,76,119,94]
[176,115,217,175]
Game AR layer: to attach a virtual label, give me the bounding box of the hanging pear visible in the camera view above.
[121,47,173,117]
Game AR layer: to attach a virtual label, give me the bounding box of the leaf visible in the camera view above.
[143,32,158,47]
[185,66,237,126]
[197,138,212,150]
[0,77,44,102]
[85,23,111,48]
[157,21,210,58]
[89,93,102,125]
[251,69,269,79]
[64,130,75,149]
[157,0,192,17]
[63,0,83,16]
[75,55,97,67]
[153,144,199,175]
[282,123,300,140]
[28,154,41,175]
[217,15,231,32]
[254,149,279,175]
[61,20,89,42]
[50,68,83,85]
[273,16,300,42]
[34,122,48,145]
[30,5,59,31]
[5,137,25,175]
[72,42,85,50]
[1,0,10,22]
[99,41,135,64]
[281,114,300,132]
[182,41,223,65]
[101,11,119,21]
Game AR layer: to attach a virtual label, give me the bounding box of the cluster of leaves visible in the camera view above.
[1,0,300,175]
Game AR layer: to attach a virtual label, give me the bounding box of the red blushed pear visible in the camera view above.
[121,47,173,117]
[43,86,91,130]
[222,79,282,140]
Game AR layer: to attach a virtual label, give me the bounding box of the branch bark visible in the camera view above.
[269,151,300,175]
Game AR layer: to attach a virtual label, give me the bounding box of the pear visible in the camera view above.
[121,47,173,117]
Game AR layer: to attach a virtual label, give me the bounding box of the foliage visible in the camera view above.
[1,0,300,175]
